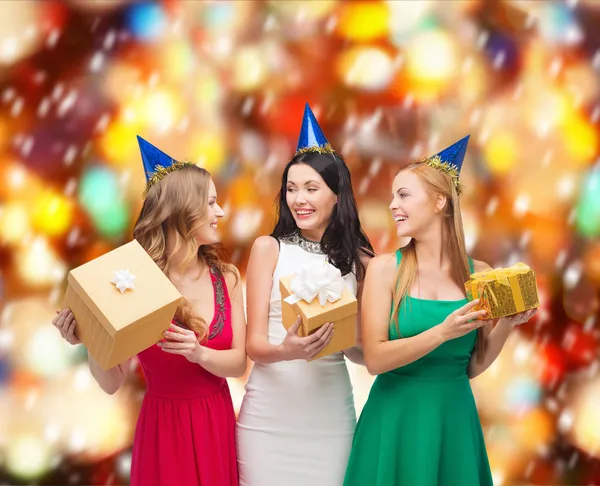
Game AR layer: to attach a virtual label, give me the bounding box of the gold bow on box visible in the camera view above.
[465,262,540,320]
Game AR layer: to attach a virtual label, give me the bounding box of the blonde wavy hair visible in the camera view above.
[391,162,485,362]
[133,165,236,342]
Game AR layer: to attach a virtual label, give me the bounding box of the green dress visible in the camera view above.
[344,250,493,486]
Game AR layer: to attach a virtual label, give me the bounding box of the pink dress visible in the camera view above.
[130,266,238,486]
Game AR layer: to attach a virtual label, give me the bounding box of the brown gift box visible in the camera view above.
[465,262,540,320]
[280,274,357,361]
[64,239,182,370]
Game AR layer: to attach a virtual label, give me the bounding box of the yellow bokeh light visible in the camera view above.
[0,202,30,245]
[122,88,184,133]
[188,131,227,174]
[337,1,390,41]
[31,190,74,237]
[5,434,52,480]
[100,120,141,166]
[406,30,458,83]
[484,131,518,175]
[233,45,268,92]
[561,113,598,165]
[401,30,458,101]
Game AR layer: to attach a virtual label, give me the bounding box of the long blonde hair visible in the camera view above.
[133,165,236,342]
[391,162,485,362]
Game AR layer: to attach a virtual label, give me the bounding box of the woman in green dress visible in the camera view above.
[344,136,537,486]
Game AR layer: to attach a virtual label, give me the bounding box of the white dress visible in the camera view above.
[236,235,357,486]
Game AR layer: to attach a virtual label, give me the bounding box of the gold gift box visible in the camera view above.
[280,274,357,361]
[64,239,182,370]
[465,262,540,320]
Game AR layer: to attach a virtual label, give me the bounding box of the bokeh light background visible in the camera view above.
[0,0,599,484]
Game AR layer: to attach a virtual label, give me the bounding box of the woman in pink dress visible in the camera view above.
[51,136,246,486]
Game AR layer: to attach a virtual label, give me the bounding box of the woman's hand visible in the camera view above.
[497,308,538,328]
[158,323,207,364]
[439,299,488,342]
[279,316,334,361]
[52,308,81,345]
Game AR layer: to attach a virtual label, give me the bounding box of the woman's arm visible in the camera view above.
[245,236,289,363]
[88,355,130,395]
[342,251,374,365]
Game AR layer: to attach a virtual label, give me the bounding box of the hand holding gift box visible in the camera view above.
[280,260,357,361]
[63,239,182,370]
[465,262,540,321]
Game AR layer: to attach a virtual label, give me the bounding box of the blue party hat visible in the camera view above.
[137,135,176,181]
[137,135,195,197]
[434,135,470,173]
[295,103,335,156]
[425,135,470,196]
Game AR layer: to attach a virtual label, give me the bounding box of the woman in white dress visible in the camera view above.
[236,104,374,486]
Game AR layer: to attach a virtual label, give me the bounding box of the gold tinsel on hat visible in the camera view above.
[143,160,197,198]
[294,143,337,157]
[422,155,463,196]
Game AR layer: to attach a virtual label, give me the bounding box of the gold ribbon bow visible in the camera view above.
[468,262,531,312]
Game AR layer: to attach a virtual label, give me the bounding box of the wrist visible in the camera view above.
[274,343,288,361]
[194,345,209,365]
[435,323,448,344]
[496,317,515,330]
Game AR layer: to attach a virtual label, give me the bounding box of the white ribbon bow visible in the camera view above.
[110,269,136,294]
[284,261,345,307]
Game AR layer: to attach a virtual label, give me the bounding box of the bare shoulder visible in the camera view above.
[367,253,397,279]
[251,235,279,255]
[248,235,279,274]
[472,259,492,273]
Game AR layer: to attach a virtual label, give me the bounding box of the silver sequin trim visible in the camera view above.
[208,265,226,339]
[279,233,325,255]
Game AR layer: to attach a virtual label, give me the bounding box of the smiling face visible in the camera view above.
[193,178,225,245]
[285,163,337,236]
[390,168,446,239]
